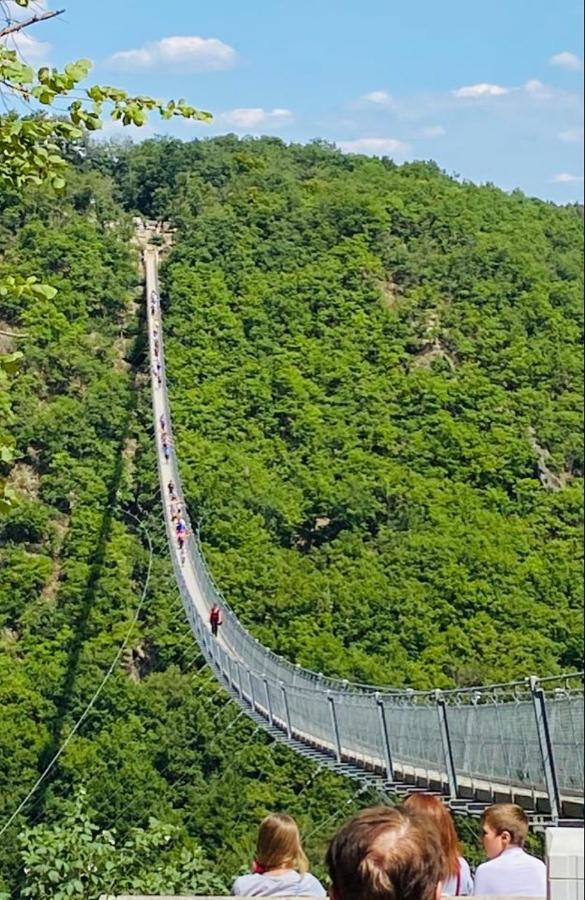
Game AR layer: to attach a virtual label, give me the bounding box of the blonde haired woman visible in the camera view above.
[232,813,326,896]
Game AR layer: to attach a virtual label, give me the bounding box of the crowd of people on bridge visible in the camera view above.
[151,291,188,564]
[166,478,189,563]
[150,289,163,386]
[230,801,546,897]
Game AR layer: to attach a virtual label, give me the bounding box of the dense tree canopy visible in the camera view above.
[108,135,583,688]
[0,161,377,897]
[0,126,581,896]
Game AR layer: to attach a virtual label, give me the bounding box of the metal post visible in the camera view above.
[461,692,481,774]
[247,668,255,711]
[281,683,292,738]
[376,694,394,782]
[235,660,243,699]
[210,634,218,666]
[435,690,458,799]
[530,676,561,824]
[328,692,342,763]
[263,676,273,725]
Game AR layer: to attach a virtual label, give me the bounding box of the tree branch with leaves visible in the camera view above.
[0,0,212,508]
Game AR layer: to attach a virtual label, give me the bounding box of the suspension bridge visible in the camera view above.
[143,242,584,830]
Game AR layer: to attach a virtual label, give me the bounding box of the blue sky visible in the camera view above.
[7,0,585,201]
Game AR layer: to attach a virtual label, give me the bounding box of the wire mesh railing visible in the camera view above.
[145,248,584,820]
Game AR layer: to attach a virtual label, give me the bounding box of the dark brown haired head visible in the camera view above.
[326,806,444,900]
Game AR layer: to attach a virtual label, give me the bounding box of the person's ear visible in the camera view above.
[435,881,443,900]
[501,830,513,848]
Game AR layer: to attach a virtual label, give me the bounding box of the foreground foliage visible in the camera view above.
[14,793,227,899]
[0,0,211,512]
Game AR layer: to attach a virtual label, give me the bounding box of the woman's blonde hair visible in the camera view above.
[255,814,309,874]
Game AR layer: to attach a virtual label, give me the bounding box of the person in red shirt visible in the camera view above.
[209,604,222,637]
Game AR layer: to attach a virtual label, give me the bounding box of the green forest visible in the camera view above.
[0,133,583,896]
[128,135,583,688]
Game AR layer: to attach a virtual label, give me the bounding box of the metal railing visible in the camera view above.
[145,249,584,821]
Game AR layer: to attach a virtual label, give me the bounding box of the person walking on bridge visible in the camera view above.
[209,603,223,638]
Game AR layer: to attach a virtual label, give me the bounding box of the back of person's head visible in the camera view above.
[326,806,444,900]
[403,793,462,880]
[481,803,529,847]
[255,813,309,874]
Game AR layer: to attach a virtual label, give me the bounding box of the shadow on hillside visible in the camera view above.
[31,296,149,824]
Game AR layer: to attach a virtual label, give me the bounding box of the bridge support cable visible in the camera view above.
[435,691,459,801]
[376,694,395,783]
[142,241,584,824]
[530,676,562,824]
[0,509,154,839]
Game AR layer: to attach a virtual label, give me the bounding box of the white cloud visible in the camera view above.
[1,1,52,64]
[549,51,583,71]
[107,35,237,72]
[452,82,510,98]
[361,90,395,107]
[337,137,409,156]
[420,125,446,138]
[219,107,293,129]
[552,172,584,183]
[523,79,555,99]
[2,30,51,65]
[558,127,584,143]
[92,118,156,142]
[4,0,49,17]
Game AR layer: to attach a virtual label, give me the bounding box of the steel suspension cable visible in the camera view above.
[0,509,154,840]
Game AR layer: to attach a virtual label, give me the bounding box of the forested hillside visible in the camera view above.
[112,136,583,688]
[0,136,582,896]
[0,162,377,897]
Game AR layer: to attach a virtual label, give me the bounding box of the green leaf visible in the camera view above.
[0,445,14,463]
[31,283,58,299]
[0,351,24,374]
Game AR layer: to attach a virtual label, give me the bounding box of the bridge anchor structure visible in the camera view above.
[142,240,584,828]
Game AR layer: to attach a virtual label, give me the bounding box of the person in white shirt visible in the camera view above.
[232,813,325,896]
[404,793,474,895]
[474,803,546,897]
